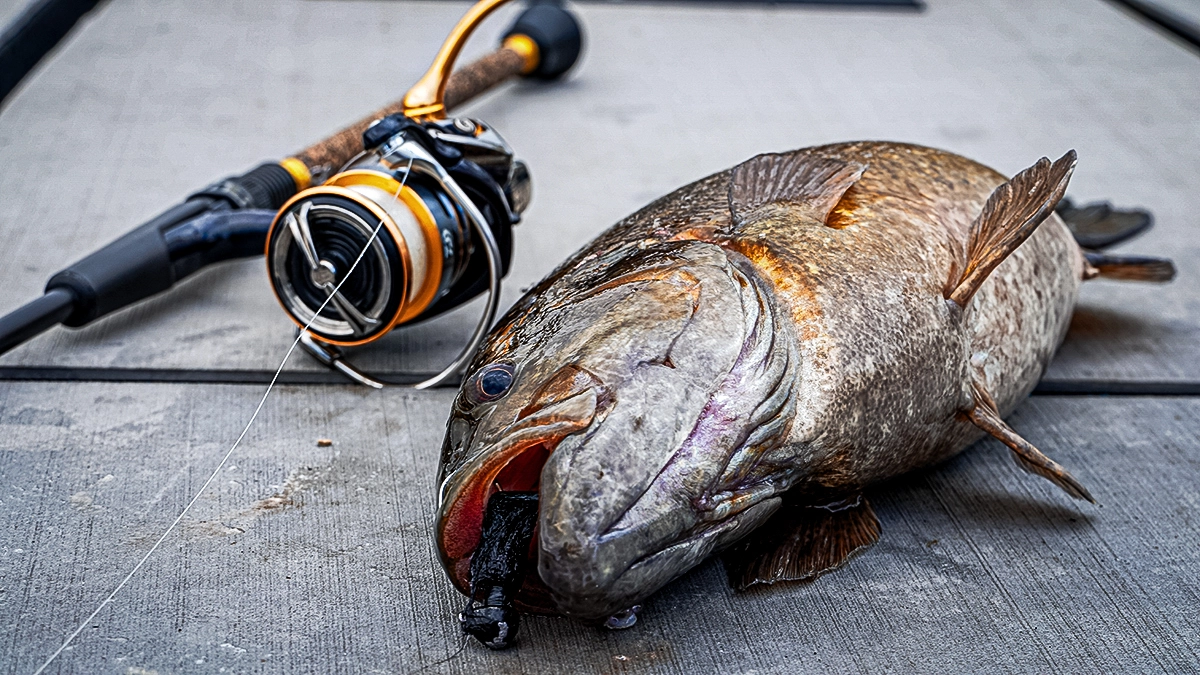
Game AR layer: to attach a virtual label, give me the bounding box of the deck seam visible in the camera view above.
[3,366,1200,396]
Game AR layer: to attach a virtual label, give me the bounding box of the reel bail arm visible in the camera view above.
[270,116,510,389]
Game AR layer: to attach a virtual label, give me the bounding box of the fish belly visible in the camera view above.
[966,215,1082,416]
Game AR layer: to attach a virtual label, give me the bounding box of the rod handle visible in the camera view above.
[443,43,529,111]
[289,3,582,183]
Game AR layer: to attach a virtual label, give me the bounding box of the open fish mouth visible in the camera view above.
[436,387,600,613]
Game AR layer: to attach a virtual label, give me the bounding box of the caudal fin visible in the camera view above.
[1057,197,1154,250]
[1083,252,1176,282]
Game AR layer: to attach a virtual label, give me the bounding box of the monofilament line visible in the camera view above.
[34,159,414,675]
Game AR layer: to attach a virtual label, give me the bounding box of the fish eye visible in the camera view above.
[468,363,515,404]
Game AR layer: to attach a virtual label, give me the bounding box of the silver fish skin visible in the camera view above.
[436,141,1121,622]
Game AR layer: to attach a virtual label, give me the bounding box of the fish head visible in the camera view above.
[436,239,795,621]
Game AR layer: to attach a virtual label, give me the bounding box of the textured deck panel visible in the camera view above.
[0,0,1195,381]
[1,383,1197,674]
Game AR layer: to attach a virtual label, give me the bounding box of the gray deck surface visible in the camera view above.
[0,1,29,35]
[1,0,1198,673]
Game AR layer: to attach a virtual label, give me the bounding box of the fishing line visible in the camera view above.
[33,159,415,675]
[406,636,470,674]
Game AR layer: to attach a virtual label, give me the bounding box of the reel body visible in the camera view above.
[266,115,527,384]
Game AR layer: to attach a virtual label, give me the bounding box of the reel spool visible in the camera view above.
[265,0,575,389]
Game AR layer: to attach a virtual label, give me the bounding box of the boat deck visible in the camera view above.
[1,0,1197,672]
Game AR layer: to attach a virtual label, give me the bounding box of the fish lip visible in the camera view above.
[541,495,781,621]
[436,388,599,610]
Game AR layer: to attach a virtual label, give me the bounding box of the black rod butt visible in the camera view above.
[0,287,76,356]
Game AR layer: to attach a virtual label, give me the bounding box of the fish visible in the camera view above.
[433,141,1174,646]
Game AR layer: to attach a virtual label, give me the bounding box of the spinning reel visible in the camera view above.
[269,113,524,388]
[0,0,582,388]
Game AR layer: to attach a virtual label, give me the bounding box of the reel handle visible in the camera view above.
[288,47,524,179]
[447,3,584,105]
[290,3,581,185]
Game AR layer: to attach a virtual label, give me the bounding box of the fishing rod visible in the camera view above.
[0,0,582,388]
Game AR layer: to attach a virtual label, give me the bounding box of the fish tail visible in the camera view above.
[1057,197,1154,250]
[1083,252,1176,283]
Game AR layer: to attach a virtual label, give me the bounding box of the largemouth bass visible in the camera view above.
[434,141,1173,647]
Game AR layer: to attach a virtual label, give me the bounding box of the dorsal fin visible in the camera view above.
[947,150,1076,307]
[729,152,866,228]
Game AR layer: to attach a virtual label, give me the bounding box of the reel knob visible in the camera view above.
[504,3,583,80]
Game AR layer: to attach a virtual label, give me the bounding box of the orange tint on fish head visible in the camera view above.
[724,238,822,341]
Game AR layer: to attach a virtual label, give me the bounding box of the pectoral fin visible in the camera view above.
[966,380,1095,503]
[729,152,866,229]
[947,151,1077,307]
[722,495,880,591]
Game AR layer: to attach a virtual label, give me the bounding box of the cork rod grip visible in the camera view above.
[444,46,526,110]
[292,47,527,177]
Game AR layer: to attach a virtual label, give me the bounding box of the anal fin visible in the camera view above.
[722,495,880,591]
[948,151,1077,307]
[966,380,1095,503]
